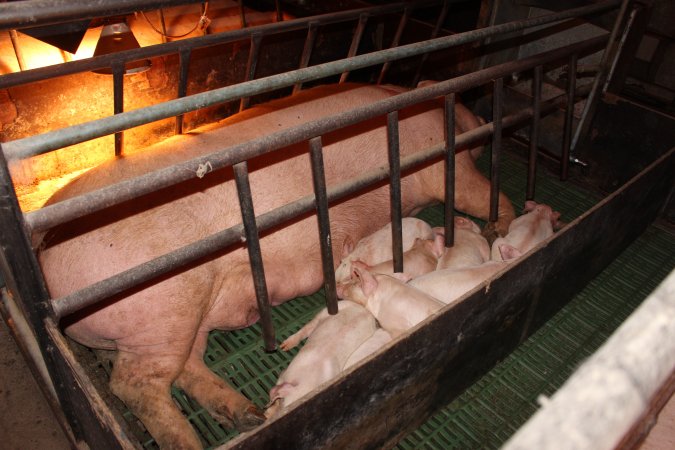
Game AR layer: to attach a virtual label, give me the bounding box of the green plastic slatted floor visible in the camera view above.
[113,151,675,449]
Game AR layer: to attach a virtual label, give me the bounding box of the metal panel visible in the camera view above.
[225,148,674,450]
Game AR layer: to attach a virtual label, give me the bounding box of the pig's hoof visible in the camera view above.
[482,222,500,246]
[234,405,266,431]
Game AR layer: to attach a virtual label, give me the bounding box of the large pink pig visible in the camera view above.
[37,83,514,449]
[490,201,561,261]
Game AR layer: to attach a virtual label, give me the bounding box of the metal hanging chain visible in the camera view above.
[141,2,210,39]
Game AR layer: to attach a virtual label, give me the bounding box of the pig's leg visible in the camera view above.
[110,351,202,450]
[453,151,515,241]
[175,331,266,431]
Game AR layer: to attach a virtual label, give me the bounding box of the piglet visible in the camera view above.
[490,201,561,262]
[361,234,445,279]
[266,300,377,419]
[410,244,518,306]
[335,217,434,283]
[435,216,490,270]
[343,329,393,370]
[339,262,444,337]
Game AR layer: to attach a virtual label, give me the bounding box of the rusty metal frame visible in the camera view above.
[0,1,628,448]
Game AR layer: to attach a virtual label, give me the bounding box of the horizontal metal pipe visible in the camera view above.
[0,0,442,89]
[0,0,202,29]
[52,91,572,319]
[25,35,608,233]
[3,0,618,161]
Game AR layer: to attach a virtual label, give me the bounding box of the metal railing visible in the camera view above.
[0,1,623,354]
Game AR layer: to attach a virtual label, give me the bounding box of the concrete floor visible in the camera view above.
[0,312,672,450]
[0,317,71,450]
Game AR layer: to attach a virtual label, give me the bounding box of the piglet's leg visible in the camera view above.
[175,331,266,431]
[280,308,330,350]
[110,351,202,450]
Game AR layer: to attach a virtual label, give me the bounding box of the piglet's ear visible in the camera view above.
[341,237,355,257]
[499,244,522,261]
[431,233,446,258]
[523,200,538,213]
[354,266,379,297]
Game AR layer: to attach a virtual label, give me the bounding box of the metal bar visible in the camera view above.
[0,1,441,90]
[490,77,503,224]
[0,0,212,29]
[239,33,263,112]
[526,65,542,200]
[293,22,318,94]
[377,7,410,85]
[159,9,168,44]
[8,30,27,71]
[308,137,338,315]
[233,161,276,352]
[112,62,125,156]
[387,111,404,273]
[571,0,630,152]
[175,47,192,135]
[50,92,573,319]
[339,13,369,84]
[0,145,91,441]
[444,93,456,247]
[275,0,283,22]
[561,53,577,181]
[411,0,450,87]
[2,6,618,159]
[239,0,247,29]
[24,35,608,234]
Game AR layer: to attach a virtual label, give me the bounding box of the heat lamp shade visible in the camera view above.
[92,22,150,74]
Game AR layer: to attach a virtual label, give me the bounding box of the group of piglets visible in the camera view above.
[266,201,561,418]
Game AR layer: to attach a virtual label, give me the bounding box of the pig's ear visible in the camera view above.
[499,244,522,261]
[432,226,445,237]
[455,216,468,226]
[341,237,355,257]
[432,234,446,258]
[352,260,370,271]
[523,200,538,213]
[354,266,378,297]
[269,381,296,402]
[551,211,562,229]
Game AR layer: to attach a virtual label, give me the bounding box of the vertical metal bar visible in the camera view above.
[239,0,247,28]
[444,93,456,247]
[339,13,369,84]
[112,61,125,156]
[159,9,168,43]
[9,30,26,71]
[412,0,450,87]
[233,161,276,352]
[561,53,577,181]
[571,0,630,152]
[526,65,542,200]
[293,22,318,94]
[175,47,192,135]
[274,0,283,22]
[377,7,410,85]
[489,77,503,223]
[308,137,338,315]
[0,145,90,442]
[387,111,403,273]
[239,33,263,112]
